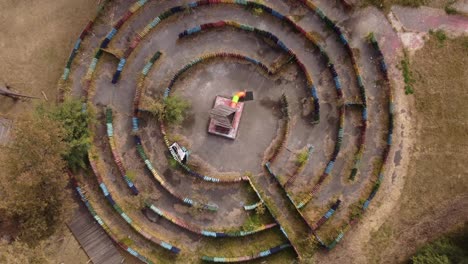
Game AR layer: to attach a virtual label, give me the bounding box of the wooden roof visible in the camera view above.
[210,105,237,129]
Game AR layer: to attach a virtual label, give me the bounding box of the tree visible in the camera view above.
[146,95,191,126]
[0,108,73,245]
[42,99,92,172]
[411,225,468,264]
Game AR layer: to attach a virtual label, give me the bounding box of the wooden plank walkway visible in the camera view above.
[68,204,124,264]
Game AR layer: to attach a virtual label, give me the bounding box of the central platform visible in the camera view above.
[208,96,244,139]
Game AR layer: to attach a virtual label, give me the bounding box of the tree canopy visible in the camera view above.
[146,95,191,126]
[0,99,90,245]
[411,224,468,264]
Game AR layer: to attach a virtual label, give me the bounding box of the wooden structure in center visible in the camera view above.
[208,96,244,139]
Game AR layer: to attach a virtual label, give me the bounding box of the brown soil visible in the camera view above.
[0,0,96,115]
[366,34,468,263]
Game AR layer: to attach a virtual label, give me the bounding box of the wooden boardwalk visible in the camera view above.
[68,204,124,264]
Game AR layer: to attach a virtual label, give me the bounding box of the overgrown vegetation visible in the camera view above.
[444,1,458,14]
[0,99,92,248]
[147,95,191,126]
[348,200,366,221]
[401,53,415,94]
[411,224,468,263]
[429,29,447,46]
[295,148,310,167]
[0,106,74,245]
[40,99,93,171]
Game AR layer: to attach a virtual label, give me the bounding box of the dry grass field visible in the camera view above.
[0,0,96,115]
[367,34,468,263]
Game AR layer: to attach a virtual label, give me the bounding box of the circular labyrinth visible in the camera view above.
[62,0,395,263]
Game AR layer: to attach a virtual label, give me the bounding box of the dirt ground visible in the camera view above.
[365,34,468,264]
[0,0,97,115]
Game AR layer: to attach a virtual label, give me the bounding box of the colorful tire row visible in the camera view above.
[363,34,393,211]
[82,0,149,98]
[106,108,139,195]
[61,0,111,81]
[158,52,291,183]
[178,20,319,123]
[132,51,219,211]
[111,0,346,191]
[116,0,351,123]
[201,243,292,262]
[295,104,345,209]
[325,225,350,250]
[146,202,277,237]
[88,154,181,254]
[312,199,341,231]
[109,0,150,84]
[296,0,368,181]
[245,178,301,257]
[243,200,263,211]
[70,177,154,264]
[314,34,393,251]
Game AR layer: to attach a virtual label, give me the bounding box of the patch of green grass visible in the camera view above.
[126,170,136,181]
[295,149,310,167]
[119,237,134,246]
[243,214,262,231]
[348,199,366,221]
[463,39,468,50]
[168,157,180,169]
[444,1,458,14]
[401,54,415,95]
[430,29,447,46]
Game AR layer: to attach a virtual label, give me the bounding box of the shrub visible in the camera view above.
[430,29,447,46]
[296,149,310,167]
[147,95,191,126]
[444,1,458,15]
[41,99,93,171]
[0,107,73,245]
[411,223,468,263]
[401,56,415,95]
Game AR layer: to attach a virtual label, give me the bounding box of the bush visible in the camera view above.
[0,107,73,245]
[296,149,310,167]
[401,56,415,95]
[147,95,191,126]
[41,99,92,171]
[411,224,468,264]
[444,1,458,15]
[430,29,447,46]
